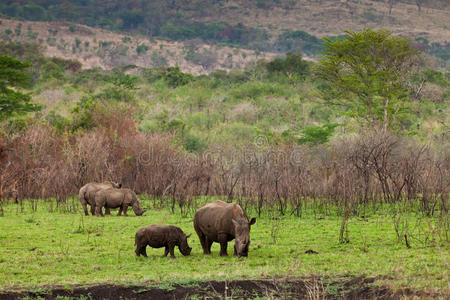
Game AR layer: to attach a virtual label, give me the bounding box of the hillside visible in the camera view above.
[0,18,279,74]
[193,0,450,43]
[0,0,449,72]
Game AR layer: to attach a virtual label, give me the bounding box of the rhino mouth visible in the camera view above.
[234,244,249,257]
[133,205,145,216]
[181,247,192,256]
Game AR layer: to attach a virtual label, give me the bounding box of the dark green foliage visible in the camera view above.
[141,67,165,83]
[111,72,139,90]
[167,118,185,134]
[0,42,82,85]
[69,96,95,131]
[297,123,338,145]
[45,110,69,133]
[160,22,268,47]
[22,4,48,21]
[136,44,149,55]
[42,61,65,80]
[120,9,145,30]
[266,51,309,79]
[274,30,325,55]
[183,132,207,153]
[0,56,40,121]
[163,67,194,87]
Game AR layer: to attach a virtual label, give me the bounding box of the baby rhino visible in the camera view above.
[135,225,192,258]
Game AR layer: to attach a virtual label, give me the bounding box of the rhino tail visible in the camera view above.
[78,188,87,203]
[135,230,142,246]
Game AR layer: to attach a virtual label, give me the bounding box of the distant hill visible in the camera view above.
[0,18,280,74]
[0,0,448,71]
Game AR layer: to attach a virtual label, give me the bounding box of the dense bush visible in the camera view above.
[0,119,448,230]
[163,66,194,87]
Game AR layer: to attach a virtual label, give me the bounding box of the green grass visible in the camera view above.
[0,199,448,293]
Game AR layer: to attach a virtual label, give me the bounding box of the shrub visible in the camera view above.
[136,44,149,55]
[266,51,310,78]
[183,132,207,153]
[163,67,194,87]
[297,123,338,145]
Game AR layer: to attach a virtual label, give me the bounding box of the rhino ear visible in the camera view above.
[249,218,256,226]
[186,234,192,239]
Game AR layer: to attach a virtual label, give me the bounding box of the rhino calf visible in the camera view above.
[94,188,144,216]
[135,225,192,258]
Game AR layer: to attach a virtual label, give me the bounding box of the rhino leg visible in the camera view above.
[197,232,210,255]
[82,203,89,216]
[163,246,169,257]
[90,204,95,216]
[117,207,123,216]
[95,205,104,217]
[141,246,147,257]
[105,207,111,215]
[80,198,89,216]
[205,238,213,255]
[136,245,147,257]
[218,234,228,256]
[169,243,176,258]
[122,205,128,216]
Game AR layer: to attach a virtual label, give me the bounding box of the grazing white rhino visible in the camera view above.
[135,225,192,258]
[94,188,144,216]
[194,200,256,257]
[78,181,121,216]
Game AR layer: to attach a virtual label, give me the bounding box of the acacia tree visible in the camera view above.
[0,55,40,121]
[314,29,420,132]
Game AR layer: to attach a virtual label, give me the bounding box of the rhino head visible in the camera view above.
[179,233,192,256]
[232,217,256,257]
[132,198,145,216]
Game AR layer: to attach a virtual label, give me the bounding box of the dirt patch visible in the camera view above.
[0,277,442,299]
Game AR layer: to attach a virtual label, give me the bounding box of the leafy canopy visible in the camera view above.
[314,28,420,131]
[0,55,40,121]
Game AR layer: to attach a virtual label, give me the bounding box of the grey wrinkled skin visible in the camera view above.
[194,200,256,257]
[94,188,144,216]
[135,225,192,258]
[78,181,121,216]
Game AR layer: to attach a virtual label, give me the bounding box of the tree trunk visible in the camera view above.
[383,97,389,132]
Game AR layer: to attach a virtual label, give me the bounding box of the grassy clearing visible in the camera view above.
[0,198,448,293]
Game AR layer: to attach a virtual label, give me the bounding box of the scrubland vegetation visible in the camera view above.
[0,25,449,297]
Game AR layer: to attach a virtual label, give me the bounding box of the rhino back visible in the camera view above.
[194,202,236,240]
[103,189,126,208]
[140,225,181,248]
[83,183,114,203]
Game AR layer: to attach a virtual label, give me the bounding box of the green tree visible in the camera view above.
[0,56,40,121]
[266,51,309,79]
[297,123,338,146]
[314,29,420,131]
[164,67,193,87]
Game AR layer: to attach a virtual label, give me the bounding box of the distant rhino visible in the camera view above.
[194,200,256,257]
[79,181,121,216]
[135,224,192,258]
[94,188,144,216]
